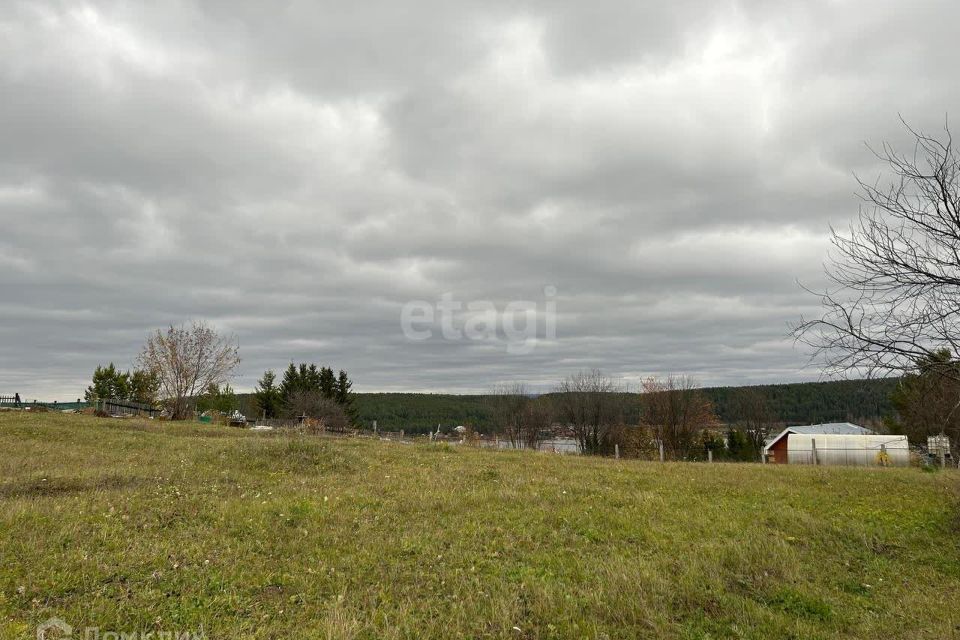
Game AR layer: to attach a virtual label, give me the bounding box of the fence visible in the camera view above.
[256,417,351,433]
[95,398,161,418]
[34,400,90,411]
[1,395,91,411]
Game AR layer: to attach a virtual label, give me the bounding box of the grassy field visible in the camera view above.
[1,413,958,639]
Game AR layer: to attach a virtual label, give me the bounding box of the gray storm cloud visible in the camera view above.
[1,1,957,398]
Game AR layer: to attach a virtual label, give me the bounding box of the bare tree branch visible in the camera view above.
[794,118,960,381]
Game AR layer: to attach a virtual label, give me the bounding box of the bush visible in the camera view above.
[606,424,658,459]
[285,391,350,433]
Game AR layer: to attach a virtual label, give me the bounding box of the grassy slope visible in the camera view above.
[0,413,958,639]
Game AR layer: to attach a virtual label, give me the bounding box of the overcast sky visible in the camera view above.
[2,1,958,399]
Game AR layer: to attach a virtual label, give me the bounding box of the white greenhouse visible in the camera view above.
[765,425,909,467]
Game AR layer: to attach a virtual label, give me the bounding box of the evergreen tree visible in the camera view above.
[273,362,356,424]
[297,363,311,390]
[320,366,336,399]
[279,363,300,401]
[254,370,283,419]
[725,427,753,461]
[129,369,160,405]
[888,349,960,451]
[196,382,237,414]
[336,369,357,424]
[307,364,323,391]
[84,364,131,402]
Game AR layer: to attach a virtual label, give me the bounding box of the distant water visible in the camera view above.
[482,437,580,454]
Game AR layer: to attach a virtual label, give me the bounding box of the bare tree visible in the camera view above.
[640,375,717,460]
[555,369,623,455]
[488,383,551,449]
[490,383,529,448]
[795,120,960,382]
[730,387,778,459]
[520,397,552,450]
[137,321,240,420]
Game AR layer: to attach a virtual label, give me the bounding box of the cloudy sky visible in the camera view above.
[2,1,957,399]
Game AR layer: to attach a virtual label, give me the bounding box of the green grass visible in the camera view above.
[1,412,958,639]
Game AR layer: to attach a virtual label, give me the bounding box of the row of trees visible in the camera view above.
[253,363,357,429]
[487,370,781,460]
[84,322,359,428]
[85,322,241,420]
[84,363,160,405]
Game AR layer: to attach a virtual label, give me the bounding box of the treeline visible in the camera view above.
[353,393,497,433]
[236,391,494,433]
[701,378,897,425]
[247,363,357,429]
[84,363,159,405]
[473,373,899,460]
[85,354,358,429]
[341,377,897,434]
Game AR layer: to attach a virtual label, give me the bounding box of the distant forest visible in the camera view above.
[236,378,897,434]
[241,377,897,434]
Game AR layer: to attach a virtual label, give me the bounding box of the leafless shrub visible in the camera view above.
[520,398,552,450]
[554,369,624,455]
[284,391,350,433]
[640,375,718,460]
[489,383,552,449]
[730,387,778,459]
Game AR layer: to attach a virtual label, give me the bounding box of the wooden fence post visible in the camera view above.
[615,444,620,460]
[708,449,713,464]
[811,438,818,466]
[659,441,665,463]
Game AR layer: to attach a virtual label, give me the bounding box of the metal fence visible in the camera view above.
[94,398,161,418]
[0,395,91,411]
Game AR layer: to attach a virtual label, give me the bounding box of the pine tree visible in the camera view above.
[336,369,357,425]
[129,369,160,405]
[196,382,237,414]
[307,364,323,391]
[84,363,131,402]
[254,370,283,419]
[279,363,300,402]
[320,367,336,399]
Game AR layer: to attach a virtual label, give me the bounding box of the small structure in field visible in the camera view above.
[764,423,908,467]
